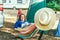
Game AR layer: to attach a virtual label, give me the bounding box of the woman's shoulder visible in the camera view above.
[16,21,22,23]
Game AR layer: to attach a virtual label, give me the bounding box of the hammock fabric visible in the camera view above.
[18,29,38,38]
[17,24,38,38]
[19,24,36,35]
[17,9,22,17]
[26,0,46,23]
[0,7,3,11]
[26,0,48,34]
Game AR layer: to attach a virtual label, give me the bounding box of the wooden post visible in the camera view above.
[38,31,44,40]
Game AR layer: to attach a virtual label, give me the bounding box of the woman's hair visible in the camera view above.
[18,14,26,21]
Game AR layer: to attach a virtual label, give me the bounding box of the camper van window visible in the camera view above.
[2,0,6,3]
[9,0,11,3]
[17,0,22,3]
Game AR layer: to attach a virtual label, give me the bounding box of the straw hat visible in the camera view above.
[34,8,59,31]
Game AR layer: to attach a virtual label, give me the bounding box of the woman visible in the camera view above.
[14,14,29,29]
[14,14,36,36]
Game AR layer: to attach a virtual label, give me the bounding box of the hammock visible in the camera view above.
[18,29,38,38]
[17,24,38,38]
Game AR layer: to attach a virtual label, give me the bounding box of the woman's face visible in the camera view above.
[20,15,25,21]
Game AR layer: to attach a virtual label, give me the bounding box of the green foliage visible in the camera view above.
[46,0,60,11]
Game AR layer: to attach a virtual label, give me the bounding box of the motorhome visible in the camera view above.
[0,0,30,8]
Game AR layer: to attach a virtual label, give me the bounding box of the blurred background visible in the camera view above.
[0,0,60,40]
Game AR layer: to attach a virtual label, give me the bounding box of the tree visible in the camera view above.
[55,0,60,4]
[46,0,60,11]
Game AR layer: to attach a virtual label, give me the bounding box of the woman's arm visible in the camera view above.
[14,21,20,28]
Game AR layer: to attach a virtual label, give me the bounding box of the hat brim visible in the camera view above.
[34,8,57,31]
